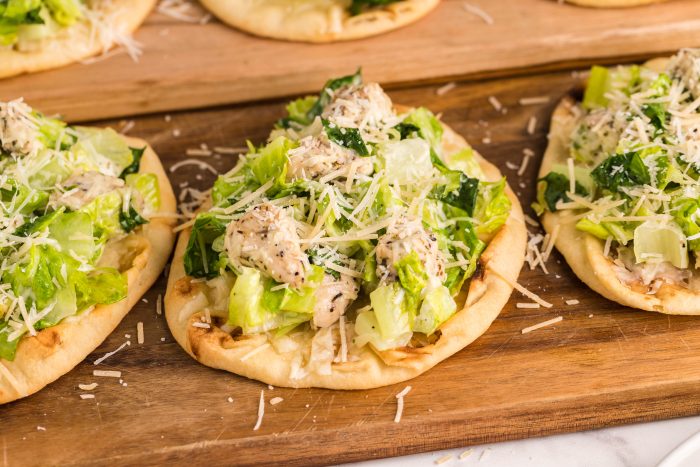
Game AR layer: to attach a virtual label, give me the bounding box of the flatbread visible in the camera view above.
[165,117,527,390]
[564,0,666,7]
[199,0,440,43]
[539,58,700,315]
[0,0,156,79]
[0,136,177,404]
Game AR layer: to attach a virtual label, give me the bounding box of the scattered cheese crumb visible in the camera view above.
[186,148,213,157]
[270,397,284,406]
[488,96,503,112]
[172,129,181,137]
[519,96,550,106]
[463,3,494,25]
[137,322,144,345]
[119,120,135,134]
[589,314,594,318]
[192,322,211,329]
[253,390,265,431]
[490,268,553,308]
[93,341,130,365]
[516,302,540,309]
[80,394,95,400]
[394,385,412,423]
[459,449,473,459]
[240,343,271,362]
[227,397,234,403]
[156,294,163,315]
[565,299,580,305]
[268,384,274,390]
[93,370,122,378]
[37,426,46,431]
[436,82,457,96]
[435,454,452,465]
[78,383,98,391]
[527,116,537,135]
[522,316,563,334]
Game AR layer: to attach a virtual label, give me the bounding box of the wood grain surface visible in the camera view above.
[4,68,700,466]
[2,0,700,122]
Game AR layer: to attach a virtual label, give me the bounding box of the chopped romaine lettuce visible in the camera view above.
[412,284,456,335]
[633,221,688,268]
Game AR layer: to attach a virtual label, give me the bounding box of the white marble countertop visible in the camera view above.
[347,416,700,467]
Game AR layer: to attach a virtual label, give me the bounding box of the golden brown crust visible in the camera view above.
[539,58,700,314]
[0,0,156,79]
[0,136,176,404]
[564,0,666,6]
[199,0,440,43]
[165,113,527,389]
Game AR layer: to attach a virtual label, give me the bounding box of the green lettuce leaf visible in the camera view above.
[183,213,228,279]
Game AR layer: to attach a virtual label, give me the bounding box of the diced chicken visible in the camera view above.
[0,100,39,157]
[323,83,396,132]
[612,247,691,293]
[375,217,446,282]
[225,203,308,288]
[667,48,700,99]
[286,133,373,182]
[50,171,125,210]
[313,273,359,328]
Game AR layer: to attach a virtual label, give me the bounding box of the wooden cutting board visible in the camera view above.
[4,67,700,466]
[2,0,700,122]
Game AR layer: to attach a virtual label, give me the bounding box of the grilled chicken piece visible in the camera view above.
[375,217,446,282]
[286,133,373,182]
[322,83,395,131]
[225,202,308,288]
[313,273,359,328]
[0,100,39,157]
[50,171,125,210]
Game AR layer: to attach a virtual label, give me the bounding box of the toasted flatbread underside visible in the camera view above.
[165,117,527,390]
[0,137,177,404]
[0,0,156,79]
[565,0,666,7]
[540,58,700,314]
[199,0,440,43]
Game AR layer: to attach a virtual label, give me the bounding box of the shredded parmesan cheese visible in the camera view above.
[519,96,550,106]
[527,116,537,135]
[488,96,503,112]
[490,268,553,308]
[80,394,95,400]
[78,383,98,391]
[93,341,129,365]
[169,158,218,175]
[463,3,494,25]
[240,343,271,362]
[436,82,457,96]
[522,316,563,334]
[270,397,284,406]
[565,299,580,305]
[435,455,452,465]
[93,370,122,378]
[394,385,412,423]
[459,449,473,460]
[516,302,541,309]
[137,322,144,344]
[253,390,265,431]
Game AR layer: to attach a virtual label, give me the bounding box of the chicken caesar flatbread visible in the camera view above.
[536,49,700,314]
[0,100,176,403]
[564,0,666,6]
[166,72,526,389]
[199,0,440,43]
[0,0,155,79]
